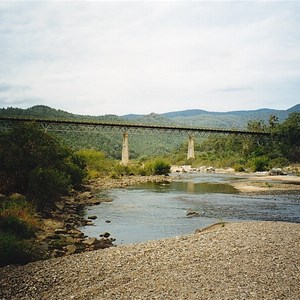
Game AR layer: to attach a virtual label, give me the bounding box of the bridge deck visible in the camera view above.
[0,116,271,137]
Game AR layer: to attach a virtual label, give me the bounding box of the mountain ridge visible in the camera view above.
[1,104,299,158]
[123,104,300,119]
[0,104,299,130]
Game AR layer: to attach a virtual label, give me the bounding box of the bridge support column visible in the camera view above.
[121,132,129,166]
[187,135,195,159]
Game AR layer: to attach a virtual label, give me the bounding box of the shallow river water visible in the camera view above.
[80,173,300,245]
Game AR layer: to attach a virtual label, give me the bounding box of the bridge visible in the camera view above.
[0,116,271,165]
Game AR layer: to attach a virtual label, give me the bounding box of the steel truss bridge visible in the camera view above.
[0,116,271,165]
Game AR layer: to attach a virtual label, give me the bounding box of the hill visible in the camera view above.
[1,104,299,159]
[0,105,124,122]
[1,104,299,129]
[123,105,300,129]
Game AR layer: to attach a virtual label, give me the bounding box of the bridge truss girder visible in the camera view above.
[0,117,271,137]
[0,117,272,165]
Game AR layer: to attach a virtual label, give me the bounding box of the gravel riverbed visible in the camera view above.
[0,221,299,299]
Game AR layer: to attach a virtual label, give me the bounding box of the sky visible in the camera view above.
[0,1,300,116]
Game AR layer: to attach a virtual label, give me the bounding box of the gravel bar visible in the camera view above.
[0,221,299,300]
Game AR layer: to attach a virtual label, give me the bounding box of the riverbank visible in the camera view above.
[1,221,299,299]
[230,173,300,193]
[33,175,171,258]
[88,172,300,194]
[35,172,300,258]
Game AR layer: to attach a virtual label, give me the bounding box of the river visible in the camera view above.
[80,173,300,245]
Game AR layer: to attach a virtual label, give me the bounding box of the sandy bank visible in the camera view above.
[231,174,300,193]
[1,221,299,299]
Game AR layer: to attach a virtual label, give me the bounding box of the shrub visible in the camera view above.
[233,164,245,172]
[0,216,34,239]
[28,167,70,210]
[268,157,289,169]
[62,154,86,187]
[249,156,269,172]
[0,196,40,228]
[144,158,171,175]
[153,159,171,175]
[0,123,86,210]
[77,149,114,177]
[0,233,38,266]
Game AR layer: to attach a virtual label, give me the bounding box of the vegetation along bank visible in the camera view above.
[0,110,299,267]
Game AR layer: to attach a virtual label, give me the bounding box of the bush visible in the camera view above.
[62,154,86,187]
[0,199,42,266]
[0,216,34,239]
[0,196,40,228]
[144,158,171,175]
[248,156,269,172]
[0,232,38,266]
[28,168,70,210]
[77,149,114,178]
[233,164,245,172]
[268,157,290,169]
[153,159,171,175]
[0,123,86,210]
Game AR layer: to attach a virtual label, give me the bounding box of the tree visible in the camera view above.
[0,122,86,209]
[275,113,300,162]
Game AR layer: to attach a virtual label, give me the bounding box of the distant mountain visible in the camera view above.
[1,104,299,158]
[1,104,299,130]
[161,109,209,118]
[122,105,300,129]
[287,104,300,113]
[0,105,126,123]
[122,114,145,120]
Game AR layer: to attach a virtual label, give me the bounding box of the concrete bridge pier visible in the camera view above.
[187,135,195,159]
[121,132,129,166]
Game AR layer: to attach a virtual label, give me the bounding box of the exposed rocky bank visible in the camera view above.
[35,176,171,258]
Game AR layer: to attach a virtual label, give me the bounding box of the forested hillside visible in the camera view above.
[1,104,299,159]
[127,104,300,129]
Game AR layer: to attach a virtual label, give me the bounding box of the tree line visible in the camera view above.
[170,113,300,171]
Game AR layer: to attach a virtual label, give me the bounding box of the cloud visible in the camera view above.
[0,1,299,114]
[0,83,29,93]
[0,83,12,92]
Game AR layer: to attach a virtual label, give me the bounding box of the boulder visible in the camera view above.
[68,229,84,238]
[52,249,65,258]
[54,228,67,234]
[78,191,93,199]
[186,210,200,217]
[206,167,215,173]
[269,168,287,176]
[85,221,94,226]
[100,232,110,238]
[55,201,65,211]
[93,238,114,250]
[64,245,77,255]
[83,237,98,246]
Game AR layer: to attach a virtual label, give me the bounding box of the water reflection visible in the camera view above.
[128,180,238,194]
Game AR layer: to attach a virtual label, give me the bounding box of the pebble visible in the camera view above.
[0,221,299,299]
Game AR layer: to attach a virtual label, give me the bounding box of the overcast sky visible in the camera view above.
[0,1,299,116]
